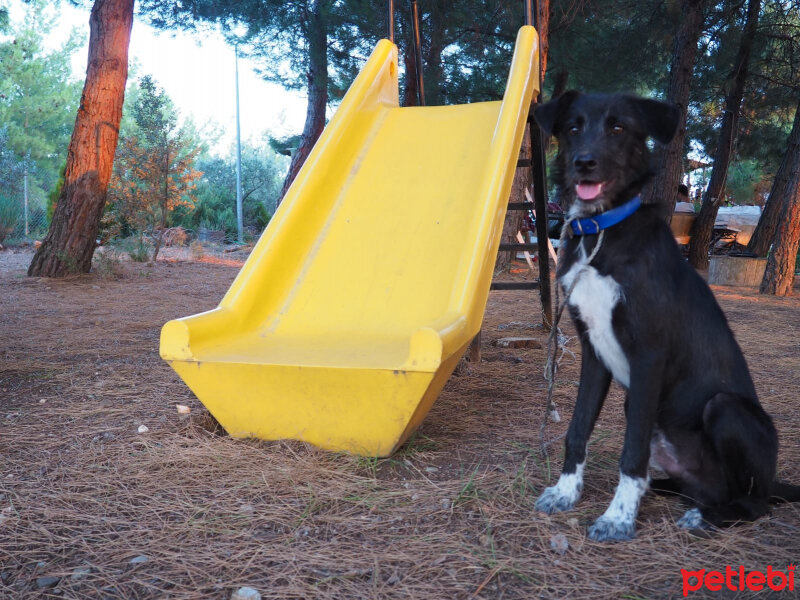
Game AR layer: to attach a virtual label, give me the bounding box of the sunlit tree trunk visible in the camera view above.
[760,101,800,296]
[688,0,760,270]
[28,0,134,277]
[537,0,550,79]
[646,0,706,221]
[747,103,800,257]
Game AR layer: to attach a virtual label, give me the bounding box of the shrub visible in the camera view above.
[120,236,151,262]
[93,247,124,280]
[189,240,205,260]
[253,203,272,231]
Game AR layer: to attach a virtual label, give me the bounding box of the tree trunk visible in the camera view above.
[151,145,169,263]
[402,40,418,107]
[760,101,800,296]
[537,0,550,81]
[277,0,328,203]
[27,0,134,277]
[495,0,550,270]
[423,5,445,106]
[748,101,800,257]
[496,124,531,271]
[688,0,760,270]
[747,187,783,256]
[646,0,706,221]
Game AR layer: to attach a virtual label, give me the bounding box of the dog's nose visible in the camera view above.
[573,153,597,172]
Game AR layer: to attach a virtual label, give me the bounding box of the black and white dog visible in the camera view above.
[532,91,799,542]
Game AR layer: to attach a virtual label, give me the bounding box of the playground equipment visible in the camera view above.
[161,19,543,457]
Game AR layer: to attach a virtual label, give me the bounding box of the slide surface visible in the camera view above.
[160,27,540,456]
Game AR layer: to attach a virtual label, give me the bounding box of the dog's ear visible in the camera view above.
[632,98,681,145]
[534,90,581,137]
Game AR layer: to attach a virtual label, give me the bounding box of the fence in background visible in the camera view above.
[0,195,49,245]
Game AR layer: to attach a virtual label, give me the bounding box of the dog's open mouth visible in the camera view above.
[575,180,606,202]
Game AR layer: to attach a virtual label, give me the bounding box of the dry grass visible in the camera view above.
[1,249,798,599]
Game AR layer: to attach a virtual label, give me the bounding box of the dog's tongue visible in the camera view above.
[576,182,603,202]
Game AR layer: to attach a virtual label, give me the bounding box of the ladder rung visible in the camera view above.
[507,202,535,211]
[490,281,540,290]
[516,158,532,168]
[498,243,539,252]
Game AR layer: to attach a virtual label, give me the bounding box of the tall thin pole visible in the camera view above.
[234,43,244,244]
[410,0,425,106]
[23,114,29,237]
[387,0,394,42]
[23,168,29,238]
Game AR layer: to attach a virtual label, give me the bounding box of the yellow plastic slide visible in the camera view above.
[160,27,540,456]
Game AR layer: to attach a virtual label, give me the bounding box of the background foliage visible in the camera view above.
[3,0,798,246]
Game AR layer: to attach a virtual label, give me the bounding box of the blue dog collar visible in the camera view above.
[570,195,642,236]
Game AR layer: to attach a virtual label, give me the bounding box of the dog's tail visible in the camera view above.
[770,481,800,504]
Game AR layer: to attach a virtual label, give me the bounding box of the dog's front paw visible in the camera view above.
[587,516,636,542]
[676,507,708,530]
[535,485,578,514]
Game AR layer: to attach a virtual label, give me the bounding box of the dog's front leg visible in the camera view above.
[535,340,612,514]
[588,353,663,542]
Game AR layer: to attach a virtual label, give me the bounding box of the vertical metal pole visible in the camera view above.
[410,0,425,106]
[524,0,533,26]
[387,0,394,42]
[23,168,29,238]
[235,44,244,244]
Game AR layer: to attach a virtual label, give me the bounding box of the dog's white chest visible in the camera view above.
[562,257,630,388]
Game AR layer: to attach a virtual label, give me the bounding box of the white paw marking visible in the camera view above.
[677,507,705,529]
[590,473,647,540]
[535,463,585,514]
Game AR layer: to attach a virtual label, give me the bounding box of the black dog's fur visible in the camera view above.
[532,91,800,541]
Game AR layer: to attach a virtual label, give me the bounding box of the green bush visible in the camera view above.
[119,236,151,262]
[93,247,124,280]
[253,202,272,230]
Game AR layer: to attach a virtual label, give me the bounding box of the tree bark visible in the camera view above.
[277,0,328,203]
[423,4,445,106]
[759,101,800,296]
[27,0,134,277]
[688,0,760,270]
[747,187,783,256]
[402,39,418,107]
[537,0,550,81]
[495,0,550,270]
[151,145,169,263]
[747,102,800,256]
[496,124,531,271]
[646,0,706,221]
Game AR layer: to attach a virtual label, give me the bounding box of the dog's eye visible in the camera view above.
[568,125,580,136]
[610,124,624,135]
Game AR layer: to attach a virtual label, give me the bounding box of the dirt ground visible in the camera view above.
[1,247,799,599]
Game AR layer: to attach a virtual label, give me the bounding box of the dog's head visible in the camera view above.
[534,91,680,217]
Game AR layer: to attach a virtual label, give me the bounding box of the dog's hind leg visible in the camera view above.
[649,477,682,496]
[588,352,664,542]
[535,342,612,514]
[675,393,777,529]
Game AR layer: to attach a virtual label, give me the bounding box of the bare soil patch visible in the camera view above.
[1,249,798,599]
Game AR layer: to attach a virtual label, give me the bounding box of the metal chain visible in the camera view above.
[540,219,605,455]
